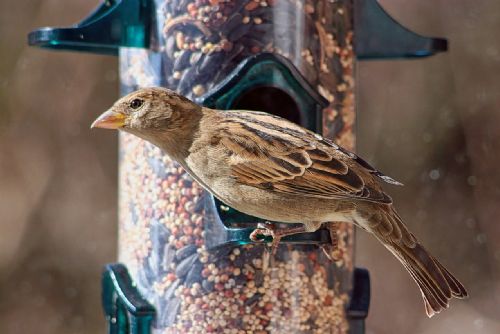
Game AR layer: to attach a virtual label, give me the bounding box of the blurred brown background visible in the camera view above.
[0,0,499,333]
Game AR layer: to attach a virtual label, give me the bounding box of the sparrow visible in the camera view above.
[92,87,468,317]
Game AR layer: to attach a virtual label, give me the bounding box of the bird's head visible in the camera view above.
[92,87,200,131]
[91,87,202,151]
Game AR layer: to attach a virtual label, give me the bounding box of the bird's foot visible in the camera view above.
[250,222,280,254]
[321,222,342,262]
[321,245,343,262]
[250,222,275,242]
[250,222,306,255]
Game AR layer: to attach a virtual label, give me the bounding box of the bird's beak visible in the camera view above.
[91,109,126,129]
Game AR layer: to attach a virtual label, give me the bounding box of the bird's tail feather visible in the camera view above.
[366,207,468,317]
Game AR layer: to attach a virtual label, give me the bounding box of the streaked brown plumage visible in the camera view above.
[92,87,468,317]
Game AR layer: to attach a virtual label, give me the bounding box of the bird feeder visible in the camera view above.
[28,0,447,333]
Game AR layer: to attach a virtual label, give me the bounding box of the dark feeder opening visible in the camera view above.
[232,86,301,125]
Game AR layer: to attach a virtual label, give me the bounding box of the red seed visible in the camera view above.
[250,46,261,54]
[244,2,259,11]
[201,268,210,277]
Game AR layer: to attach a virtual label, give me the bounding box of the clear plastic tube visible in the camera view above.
[118,0,355,332]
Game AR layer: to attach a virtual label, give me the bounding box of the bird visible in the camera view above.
[91,86,468,317]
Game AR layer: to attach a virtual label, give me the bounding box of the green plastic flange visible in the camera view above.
[27,0,447,59]
[102,263,155,334]
[355,0,448,59]
[28,0,151,55]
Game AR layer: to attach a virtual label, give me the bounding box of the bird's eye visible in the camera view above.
[129,98,144,109]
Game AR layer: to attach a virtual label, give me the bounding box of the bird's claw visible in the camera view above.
[249,222,281,255]
[322,222,342,262]
[321,245,343,262]
[249,222,273,241]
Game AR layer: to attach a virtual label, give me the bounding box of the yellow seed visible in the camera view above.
[192,84,205,96]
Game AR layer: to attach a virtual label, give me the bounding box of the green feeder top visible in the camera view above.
[28,0,447,59]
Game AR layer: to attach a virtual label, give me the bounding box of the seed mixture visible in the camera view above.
[119,0,355,332]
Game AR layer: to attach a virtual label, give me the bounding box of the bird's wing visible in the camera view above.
[218,110,398,204]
